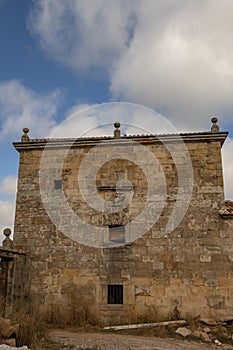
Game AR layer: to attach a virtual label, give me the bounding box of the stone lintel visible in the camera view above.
[13,131,228,152]
[0,246,26,258]
[98,186,135,192]
[219,214,233,219]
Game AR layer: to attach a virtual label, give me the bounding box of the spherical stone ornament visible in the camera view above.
[23,127,29,134]
[114,121,121,129]
[211,117,218,123]
[3,228,11,237]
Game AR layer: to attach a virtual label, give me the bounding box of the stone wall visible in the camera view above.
[12,131,233,324]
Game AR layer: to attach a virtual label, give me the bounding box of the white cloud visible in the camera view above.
[52,102,182,139]
[0,176,17,243]
[29,0,233,130]
[110,0,233,129]
[0,200,15,244]
[222,137,233,200]
[28,0,138,74]
[0,80,62,140]
[0,175,17,196]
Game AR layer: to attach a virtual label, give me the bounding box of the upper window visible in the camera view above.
[54,179,62,190]
[109,225,125,243]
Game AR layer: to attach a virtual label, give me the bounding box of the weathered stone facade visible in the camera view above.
[9,121,233,324]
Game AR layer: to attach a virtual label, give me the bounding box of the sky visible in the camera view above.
[0,0,233,238]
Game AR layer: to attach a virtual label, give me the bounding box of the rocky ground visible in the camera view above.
[2,316,233,349]
[45,329,233,350]
[39,317,233,350]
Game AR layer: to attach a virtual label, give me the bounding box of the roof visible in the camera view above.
[13,131,229,151]
[219,200,233,218]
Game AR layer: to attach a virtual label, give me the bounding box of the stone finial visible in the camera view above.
[2,228,13,249]
[211,117,219,133]
[114,121,121,138]
[21,127,30,142]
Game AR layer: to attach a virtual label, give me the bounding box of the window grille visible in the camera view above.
[107,284,123,304]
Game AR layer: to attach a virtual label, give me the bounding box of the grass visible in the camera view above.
[12,297,45,349]
[1,287,101,349]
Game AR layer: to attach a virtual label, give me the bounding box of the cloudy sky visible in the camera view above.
[0,0,233,239]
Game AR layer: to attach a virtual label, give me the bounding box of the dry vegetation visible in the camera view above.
[1,295,233,349]
[0,295,5,317]
[0,288,101,350]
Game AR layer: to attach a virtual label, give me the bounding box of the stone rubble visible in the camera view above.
[193,330,211,342]
[0,317,19,339]
[175,327,192,337]
[0,317,19,349]
[0,346,30,350]
[167,317,233,346]
[200,318,218,326]
[0,340,16,347]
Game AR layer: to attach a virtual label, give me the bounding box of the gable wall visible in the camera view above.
[13,136,233,324]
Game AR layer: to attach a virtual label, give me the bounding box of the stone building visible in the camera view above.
[1,119,233,324]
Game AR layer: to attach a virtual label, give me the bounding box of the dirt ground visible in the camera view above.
[47,329,233,350]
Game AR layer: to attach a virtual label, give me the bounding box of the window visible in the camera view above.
[54,179,62,190]
[109,225,125,243]
[108,285,123,304]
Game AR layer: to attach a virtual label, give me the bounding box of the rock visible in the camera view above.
[201,332,211,342]
[175,327,191,337]
[203,326,211,333]
[214,339,222,346]
[0,317,19,338]
[220,316,233,323]
[0,339,16,347]
[212,325,228,337]
[193,331,211,342]
[193,330,200,337]
[200,318,217,326]
[0,345,30,350]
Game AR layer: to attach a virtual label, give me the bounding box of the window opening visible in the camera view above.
[107,284,123,304]
[54,179,62,189]
[109,225,125,243]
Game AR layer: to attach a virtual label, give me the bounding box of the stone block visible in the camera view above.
[218,277,233,287]
[200,254,211,262]
[152,261,164,270]
[175,327,191,337]
[165,286,188,298]
[134,286,150,296]
[150,285,166,297]
[207,296,225,308]
[192,277,205,286]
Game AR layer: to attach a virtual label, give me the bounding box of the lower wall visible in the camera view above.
[28,275,233,325]
[13,219,233,325]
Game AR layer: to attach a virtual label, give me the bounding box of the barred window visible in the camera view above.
[107,284,123,304]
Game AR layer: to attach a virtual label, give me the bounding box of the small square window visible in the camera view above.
[108,284,123,304]
[54,179,62,189]
[109,225,125,243]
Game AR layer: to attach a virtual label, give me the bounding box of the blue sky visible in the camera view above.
[0,0,233,236]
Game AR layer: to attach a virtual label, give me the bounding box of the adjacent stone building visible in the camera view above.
[1,119,233,324]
